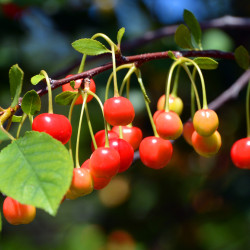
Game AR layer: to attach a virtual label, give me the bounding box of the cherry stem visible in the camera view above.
[246,81,250,137]
[40,70,53,114]
[111,44,119,97]
[75,91,88,168]
[16,113,27,139]
[119,65,136,97]
[191,68,197,119]
[0,125,15,141]
[78,54,87,74]
[105,64,134,101]
[171,65,181,97]
[135,69,158,137]
[119,126,123,139]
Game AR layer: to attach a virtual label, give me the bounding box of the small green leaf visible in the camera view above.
[193,57,219,70]
[21,90,41,115]
[235,45,250,70]
[0,131,73,216]
[31,74,45,85]
[117,27,125,46]
[12,115,22,122]
[175,24,193,49]
[9,64,24,107]
[183,9,202,48]
[72,39,111,56]
[168,51,177,60]
[55,91,78,105]
[0,129,10,141]
[70,80,76,89]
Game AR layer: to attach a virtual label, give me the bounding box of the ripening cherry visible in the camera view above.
[91,129,119,152]
[3,197,36,225]
[81,159,111,190]
[192,130,221,157]
[111,125,143,151]
[153,110,164,124]
[32,113,72,144]
[157,94,184,116]
[62,75,96,104]
[139,136,173,169]
[231,137,250,169]
[155,111,183,140]
[108,138,134,173]
[89,147,120,178]
[183,120,195,145]
[104,97,135,126]
[193,109,219,137]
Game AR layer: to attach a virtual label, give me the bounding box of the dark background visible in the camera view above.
[1,0,250,249]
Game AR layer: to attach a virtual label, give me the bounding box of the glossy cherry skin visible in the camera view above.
[104,97,135,126]
[108,138,134,173]
[3,197,36,225]
[32,113,72,144]
[62,75,96,104]
[153,110,164,124]
[89,147,120,178]
[81,159,111,190]
[91,130,119,152]
[157,94,183,116]
[183,120,195,145]
[139,136,173,169]
[193,109,219,137]
[192,130,221,157]
[111,125,143,151]
[231,137,250,169]
[155,111,183,140]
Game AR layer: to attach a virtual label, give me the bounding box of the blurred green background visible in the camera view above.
[1,0,250,249]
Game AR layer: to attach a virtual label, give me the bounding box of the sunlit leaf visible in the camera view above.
[55,91,77,105]
[21,90,41,115]
[117,27,125,46]
[12,115,22,122]
[174,24,193,49]
[0,131,73,216]
[235,45,250,70]
[193,57,218,70]
[31,74,45,85]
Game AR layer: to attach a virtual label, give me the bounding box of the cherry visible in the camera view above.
[155,111,183,140]
[62,75,96,104]
[32,113,72,144]
[139,136,173,169]
[69,168,93,196]
[3,197,36,225]
[81,159,111,190]
[103,97,135,126]
[231,137,250,169]
[157,94,184,115]
[91,129,119,152]
[111,125,143,151]
[183,120,195,145]
[153,110,164,125]
[89,147,120,178]
[108,138,134,173]
[193,109,219,137]
[192,130,221,157]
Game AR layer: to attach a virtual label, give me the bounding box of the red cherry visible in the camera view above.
[193,109,219,137]
[91,130,119,152]
[89,147,120,178]
[183,120,195,145]
[155,111,183,140]
[32,113,72,144]
[231,137,250,169]
[1,3,25,19]
[3,197,36,225]
[139,136,173,169]
[108,138,134,173]
[104,97,135,126]
[62,75,96,104]
[192,130,221,157]
[81,159,111,190]
[111,125,143,151]
[153,110,164,124]
[157,94,184,115]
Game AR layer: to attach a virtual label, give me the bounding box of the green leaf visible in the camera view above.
[183,9,202,48]
[0,131,73,216]
[193,57,219,70]
[21,90,41,115]
[12,115,22,122]
[174,24,193,49]
[235,45,250,70]
[55,91,78,105]
[9,64,24,107]
[70,80,76,89]
[168,51,177,60]
[117,27,125,46]
[0,129,10,141]
[31,74,45,85]
[72,39,111,56]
